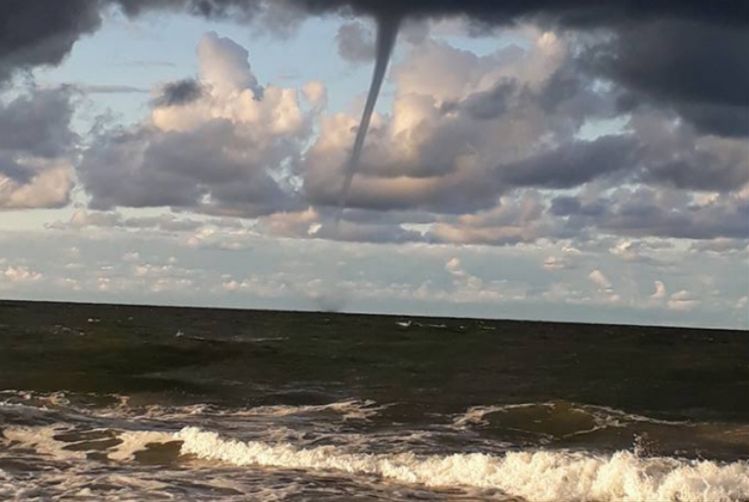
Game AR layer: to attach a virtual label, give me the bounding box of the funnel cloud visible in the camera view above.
[337,15,400,218]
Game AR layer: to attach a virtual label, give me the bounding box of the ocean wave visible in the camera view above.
[105,398,386,424]
[452,401,689,441]
[176,426,749,502]
[5,423,749,501]
[0,390,385,423]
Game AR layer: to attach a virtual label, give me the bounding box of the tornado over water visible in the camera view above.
[336,15,400,220]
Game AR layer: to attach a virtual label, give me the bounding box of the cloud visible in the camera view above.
[197,32,264,99]
[690,238,749,254]
[274,1,749,28]
[650,280,666,301]
[1,224,745,328]
[602,109,749,194]
[4,0,746,84]
[667,289,700,311]
[79,33,316,217]
[151,79,203,107]
[445,257,477,284]
[499,135,639,189]
[0,167,73,210]
[3,265,42,283]
[303,31,605,214]
[336,22,375,63]
[608,239,667,265]
[312,220,424,243]
[0,87,77,158]
[0,86,76,209]
[3,1,746,253]
[443,256,509,303]
[555,187,749,241]
[588,269,620,303]
[302,80,327,108]
[428,192,548,245]
[0,0,102,82]
[588,20,749,138]
[68,23,747,248]
[543,256,571,271]
[588,269,612,291]
[49,209,207,233]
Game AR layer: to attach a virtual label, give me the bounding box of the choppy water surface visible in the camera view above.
[1,300,749,500]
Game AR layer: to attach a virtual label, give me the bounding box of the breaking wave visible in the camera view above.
[5,393,749,501]
[176,426,749,502]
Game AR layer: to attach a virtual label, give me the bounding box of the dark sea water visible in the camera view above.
[1,300,749,501]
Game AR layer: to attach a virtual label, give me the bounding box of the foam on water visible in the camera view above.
[5,394,749,500]
[1,390,384,423]
[107,430,178,461]
[176,426,749,502]
[3,425,87,461]
[244,399,385,420]
[4,421,749,501]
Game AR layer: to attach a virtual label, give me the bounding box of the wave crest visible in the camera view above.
[176,426,749,502]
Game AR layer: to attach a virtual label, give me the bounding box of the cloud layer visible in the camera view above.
[1,1,747,252]
[54,18,745,249]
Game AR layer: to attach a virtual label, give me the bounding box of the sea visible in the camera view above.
[1,299,749,501]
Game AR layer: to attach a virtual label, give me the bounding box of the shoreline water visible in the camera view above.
[2,300,748,500]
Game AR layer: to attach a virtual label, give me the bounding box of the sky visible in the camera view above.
[0,0,747,329]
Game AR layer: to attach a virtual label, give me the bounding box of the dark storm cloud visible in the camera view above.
[3,0,747,80]
[273,0,749,26]
[152,79,204,107]
[586,20,749,137]
[677,103,749,138]
[592,22,749,109]
[0,0,102,82]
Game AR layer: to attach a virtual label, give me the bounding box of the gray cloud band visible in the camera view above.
[2,0,747,134]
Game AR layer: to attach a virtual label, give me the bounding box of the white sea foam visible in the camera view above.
[453,403,539,428]
[243,399,385,420]
[116,399,386,423]
[6,422,749,501]
[1,390,385,423]
[2,425,87,461]
[453,401,687,433]
[176,426,749,502]
[2,424,176,464]
[107,430,177,461]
